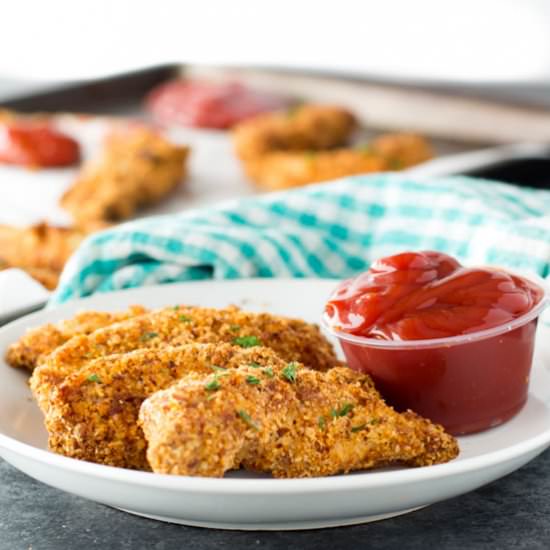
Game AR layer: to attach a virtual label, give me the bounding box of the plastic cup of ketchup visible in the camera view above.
[322,251,549,435]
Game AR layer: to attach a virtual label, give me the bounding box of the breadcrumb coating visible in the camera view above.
[232,103,432,190]
[140,363,459,478]
[238,133,433,190]
[61,127,189,225]
[233,105,357,160]
[30,305,340,413]
[43,344,288,469]
[369,132,434,168]
[0,223,99,290]
[6,305,147,372]
[0,127,188,287]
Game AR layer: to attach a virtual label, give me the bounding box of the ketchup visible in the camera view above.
[325,251,543,341]
[146,80,289,129]
[324,251,546,435]
[0,123,80,168]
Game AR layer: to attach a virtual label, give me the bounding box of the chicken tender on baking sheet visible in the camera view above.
[239,133,433,190]
[0,223,95,290]
[61,127,189,225]
[369,132,434,168]
[140,363,459,478]
[241,149,385,191]
[233,105,357,160]
[30,305,340,412]
[6,306,147,372]
[0,109,51,124]
[42,344,288,469]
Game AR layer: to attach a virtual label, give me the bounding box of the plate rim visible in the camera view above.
[1,278,550,495]
[2,415,550,495]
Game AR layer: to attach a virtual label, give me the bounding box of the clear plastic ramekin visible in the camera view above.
[321,274,549,435]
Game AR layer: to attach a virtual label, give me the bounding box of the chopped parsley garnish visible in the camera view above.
[351,423,367,433]
[304,150,317,162]
[356,143,372,155]
[179,315,193,323]
[263,367,274,378]
[370,418,381,425]
[208,365,229,383]
[205,366,230,392]
[229,324,241,332]
[140,331,159,341]
[173,305,180,311]
[87,374,101,383]
[205,379,221,392]
[249,362,261,369]
[246,375,260,385]
[286,104,302,118]
[331,402,354,418]
[389,158,403,170]
[318,416,326,430]
[237,409,259,430]
[210,365,227,372]
[233,335,261,348]
[281,362,299,383]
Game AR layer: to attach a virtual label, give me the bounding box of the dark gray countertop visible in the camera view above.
[1,450,549,550]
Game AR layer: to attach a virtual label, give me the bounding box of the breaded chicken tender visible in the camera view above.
[6,306,147,372]
[0,109,50,124]
[232,103,432,189]
[0,223,93,290]
[368,132,434,168]
[61,127,189,225]
[239,133,433,190]
[30,305,340,412]
[42,344,288,469]
[140,363,459,478]
[233,105,357,160]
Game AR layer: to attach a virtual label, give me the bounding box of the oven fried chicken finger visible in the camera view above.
[140,364,459,478]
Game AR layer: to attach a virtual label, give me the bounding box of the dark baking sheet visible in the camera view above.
[0,65,178,115]
[3,65,549,189]
[463,156,550,189]
[0,65,472,151]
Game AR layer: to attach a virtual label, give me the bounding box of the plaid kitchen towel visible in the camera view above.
[50,173,550,305]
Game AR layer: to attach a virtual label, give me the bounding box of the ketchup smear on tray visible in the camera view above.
[146,80,288,129]
[324,251,546,435]
[0,123,80,168]
[325,250,543,341]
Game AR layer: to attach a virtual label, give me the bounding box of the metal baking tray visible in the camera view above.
[4,63,550,190]
[1,65,178,115]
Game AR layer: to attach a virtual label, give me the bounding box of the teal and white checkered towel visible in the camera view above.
[51,174,550,306]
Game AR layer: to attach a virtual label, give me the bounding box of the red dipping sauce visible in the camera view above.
[146,80,289,129]
[0,123,80,168]
[323,251,547,434]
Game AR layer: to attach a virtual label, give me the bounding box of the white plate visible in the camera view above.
[1,279,550,530]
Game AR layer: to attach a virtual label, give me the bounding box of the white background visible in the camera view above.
[1,0,550,84]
